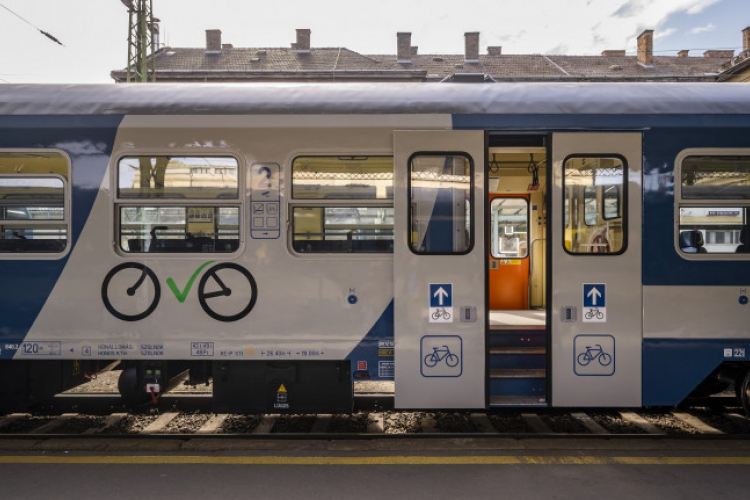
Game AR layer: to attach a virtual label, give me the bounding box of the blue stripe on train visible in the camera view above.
[643,338,750,406]
[345,301,394,380]
[0,115,123,358]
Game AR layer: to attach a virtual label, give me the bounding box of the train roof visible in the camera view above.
[1,82,750,116]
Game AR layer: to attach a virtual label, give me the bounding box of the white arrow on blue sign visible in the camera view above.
[583,284,606,308]
[429,283,453,307]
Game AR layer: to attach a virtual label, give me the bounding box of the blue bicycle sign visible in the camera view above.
[424,345,460,368]
[420,335,463,377]
[577,344,612,367]
[574,335,615,376]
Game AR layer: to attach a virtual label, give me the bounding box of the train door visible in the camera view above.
[551,132,642,407]
[393,131,485,409]
[486,141,548,407]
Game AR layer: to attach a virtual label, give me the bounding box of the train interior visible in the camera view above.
[486,137,549,406]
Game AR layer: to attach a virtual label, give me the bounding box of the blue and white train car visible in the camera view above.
[1,83,750,413]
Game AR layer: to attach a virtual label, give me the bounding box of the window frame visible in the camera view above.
[288,154,394,258]
[675,148,750,260]
[407,151,475,256]
[0,149,72,259]
[562,153,628,256]
[113,152,244,257]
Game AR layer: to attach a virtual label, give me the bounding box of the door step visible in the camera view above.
[491,368,546,379]
[489,395,547,407]
[489,347,545,355]
[488,313,548,404]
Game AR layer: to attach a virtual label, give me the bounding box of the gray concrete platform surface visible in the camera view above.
[0,437,749,500]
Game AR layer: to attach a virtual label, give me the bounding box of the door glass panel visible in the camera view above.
[563,156,626,254]
[491,197,528,258]
[409,154,472,254]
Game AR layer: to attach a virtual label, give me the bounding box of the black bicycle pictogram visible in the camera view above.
[423,345,460,368]
[431,307,452,321]
[101,262,160,322]
[577,344,612,367]
[585,307,604,320]
[102,262,257,322]
[197,262,258,322]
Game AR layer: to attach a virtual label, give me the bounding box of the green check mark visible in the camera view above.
[166,261,215,303]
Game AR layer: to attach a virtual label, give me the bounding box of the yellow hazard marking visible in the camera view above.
[1,456,750,465]
[277,384,287,393]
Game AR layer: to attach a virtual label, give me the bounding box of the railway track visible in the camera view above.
[2,371,747,439]
[1,397,748,438]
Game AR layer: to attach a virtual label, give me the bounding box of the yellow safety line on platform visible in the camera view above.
[1,456,750,465]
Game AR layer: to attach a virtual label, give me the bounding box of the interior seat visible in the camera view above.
[679,230,707,254]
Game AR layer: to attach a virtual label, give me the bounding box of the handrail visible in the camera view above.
[528,237,547,309]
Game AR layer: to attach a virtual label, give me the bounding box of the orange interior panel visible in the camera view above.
[489,194,529,310]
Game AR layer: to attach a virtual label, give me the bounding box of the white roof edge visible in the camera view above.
[1,82,750,116]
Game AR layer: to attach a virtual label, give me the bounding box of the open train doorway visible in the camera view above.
[487,135,549,407]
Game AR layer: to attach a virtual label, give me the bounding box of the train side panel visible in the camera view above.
[17,115,450,379]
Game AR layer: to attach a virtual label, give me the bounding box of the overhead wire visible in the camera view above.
[0,2,64,46]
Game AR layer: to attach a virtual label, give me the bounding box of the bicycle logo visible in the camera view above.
[423,345,460,368]
[576,344,612,367]
[431,307,452,321]
[101,261,258,322]
[584,307,604,320]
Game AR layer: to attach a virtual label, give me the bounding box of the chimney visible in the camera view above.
[296,29,311,53]
[206,29,222,53]
[487,46,502,56]
[678,50,689,58]
[397,32,411,63]
[465,32,480,63]
[703,50,734,58]
[744,27,750,53]
[601,50,625,57]
[637,30,653,66]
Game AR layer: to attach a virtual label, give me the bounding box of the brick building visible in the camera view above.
[719,27,750,82]
[111,28,741,83]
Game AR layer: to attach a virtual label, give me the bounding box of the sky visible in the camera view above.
[0,0,748,84]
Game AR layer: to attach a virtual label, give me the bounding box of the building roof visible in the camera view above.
[372,53,727,81]
[110,32,733,83]
[719,50,750,81]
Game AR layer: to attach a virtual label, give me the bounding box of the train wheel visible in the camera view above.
[118,367,150,407]
[736,369,750,417]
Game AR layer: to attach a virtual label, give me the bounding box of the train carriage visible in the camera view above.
[1,82,750,413]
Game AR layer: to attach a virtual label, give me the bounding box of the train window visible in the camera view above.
[681,155,750,200]
[292,156,393,199]
[491,198,528,258]
[676,152,750,256]
[119,206,239,253]
[289,155,393,255]
[291,206,394,253]
[118,156,239,199]
[563,156,626,255]
[677,207,750,254]
[409,153,473,254]
[0,152,69,254]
